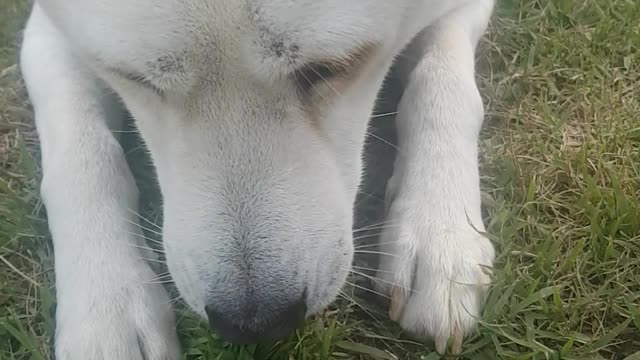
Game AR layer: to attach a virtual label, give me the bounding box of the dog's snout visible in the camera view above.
[205,295,307,344]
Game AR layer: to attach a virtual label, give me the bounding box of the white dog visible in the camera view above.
[20,0,496,358]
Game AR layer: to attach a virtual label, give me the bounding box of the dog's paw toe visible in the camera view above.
[374,205,494,354]
[54,264,180,360]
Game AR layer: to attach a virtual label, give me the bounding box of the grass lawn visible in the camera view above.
[1,0,639,359]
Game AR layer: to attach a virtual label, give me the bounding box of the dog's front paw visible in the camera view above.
[54,260,180,360]
[375,195,495,354]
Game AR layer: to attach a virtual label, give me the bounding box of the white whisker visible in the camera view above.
[356,191,385,203]
[149,271,171,278]
[344,280,390,299]
[353,233,383,241]
[366,131,400,151]
[125,144,147,155]
[348,268,416,294]
[127,231,164,246]
[169,296,185,306]
[127,243,166,254]
[370,111,398,119]
[352,221,398,233]
[146,273,172,283]
[338,290,385,326]
[350,265,395,274]
[353,250,400,258]
[145,280,175,285]
[354,241,403,250]
[127,208,163,230]
[111,129,139,134]
[123,218,163,237]
[307,64,343,98]
[140,257,166,264]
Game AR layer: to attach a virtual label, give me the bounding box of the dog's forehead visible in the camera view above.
[244,0,402,59]
[46,0,405,77]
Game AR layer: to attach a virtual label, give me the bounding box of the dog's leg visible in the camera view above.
[21,5,179,360]
[375,1,495,354]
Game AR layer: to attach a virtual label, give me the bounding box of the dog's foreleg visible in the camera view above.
[21,5,179,360]
[375,0,496,354]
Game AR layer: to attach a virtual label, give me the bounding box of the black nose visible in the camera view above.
[205,297,307,344]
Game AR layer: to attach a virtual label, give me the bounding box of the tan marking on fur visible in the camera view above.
[312,41,379,78]
[298,42,380,128]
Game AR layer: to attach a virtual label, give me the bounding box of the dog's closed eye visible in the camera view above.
[294,62,345,94]
[292,42,378,96]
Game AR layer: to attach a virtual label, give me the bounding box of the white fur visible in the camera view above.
[20,0,496,358]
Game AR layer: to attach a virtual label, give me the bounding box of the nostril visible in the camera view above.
[205,295,307,344]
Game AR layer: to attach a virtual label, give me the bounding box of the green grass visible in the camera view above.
[1,0,639,359]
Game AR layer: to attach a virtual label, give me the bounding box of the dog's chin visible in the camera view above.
[305,276,349,317]
[162,259,207,319]
[306,246,355,316]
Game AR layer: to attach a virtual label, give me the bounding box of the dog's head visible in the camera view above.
[42,0,419,343]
